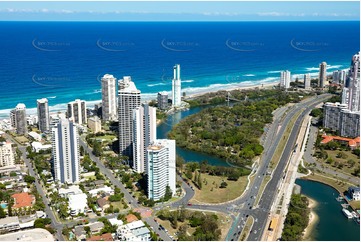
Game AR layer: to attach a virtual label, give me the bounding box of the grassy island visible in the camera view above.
[169,89,306,167]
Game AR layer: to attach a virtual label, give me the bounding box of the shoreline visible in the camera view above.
[0,81,279,122]
[184,81,278,100]
[303,197,319,241]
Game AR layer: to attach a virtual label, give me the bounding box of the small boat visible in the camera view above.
[351,211,359,218]
[342,208,353,219]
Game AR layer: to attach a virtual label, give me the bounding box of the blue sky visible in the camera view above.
[0,1,359,21]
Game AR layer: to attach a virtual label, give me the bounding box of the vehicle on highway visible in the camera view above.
[187,203,192,206]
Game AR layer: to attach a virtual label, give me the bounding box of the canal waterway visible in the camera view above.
[156,106,231,167]
[295,179,360,241]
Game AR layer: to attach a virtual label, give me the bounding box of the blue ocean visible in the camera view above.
[0,21,359,118]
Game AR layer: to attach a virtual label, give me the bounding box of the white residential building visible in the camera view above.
[348,187,360,201]
[304,73,311,89]
[172,64,182,107]
[88,186,114,197]
[0,141,15,168]
[147,139,176,201]
[133,104,157,173]
[101,74,117,121]
[68,193,87,216]
[28,131,42,141]
[37,98,50,133]
[323,102,348,131]
[117,220,150,241]
[31,142,52,153]
[59,185,83,198]
[67,99,87,125]
[280,70,291,89]
[118,76,141,157]
[347,52,360,112]
[51,119,80,184]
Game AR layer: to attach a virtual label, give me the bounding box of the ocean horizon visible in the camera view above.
[0,21,359,119]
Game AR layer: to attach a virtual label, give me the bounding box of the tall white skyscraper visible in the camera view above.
[118,76,141,157]
[172,64,182,107]
[11,103,27,135]
[304,73,311,89]
[347,52,360,112]
[133,103,156,173]
[37,98,50,133]
[319,62,327,88]
[0,141,15,168]
[67,99,87,125]
[101,74,117,121]
[51,119,80,184]
[147,139,176,201]
[280,70,291,89]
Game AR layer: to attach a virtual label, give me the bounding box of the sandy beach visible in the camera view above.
[303,197,319,240]
[185,81,279,100]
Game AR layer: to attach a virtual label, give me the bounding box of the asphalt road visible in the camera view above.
[151,94,332,241]
[247,94,332,241]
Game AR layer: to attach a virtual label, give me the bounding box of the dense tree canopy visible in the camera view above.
[169,89,304,167]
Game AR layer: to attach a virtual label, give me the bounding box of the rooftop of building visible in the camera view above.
[102,74,116,79]
[321,135,360,147]
[37,98,48,103]
[118,76,140,93]
[0,228,54,241]
[15,103,26,109]
[158,91,168,95]
[59,185,83,196]
[132,227,150,237]
[0,216,19,225]
[108,218,124,227]
[125,220,145,230]
[11,192,35,208]
[349,186,360,192]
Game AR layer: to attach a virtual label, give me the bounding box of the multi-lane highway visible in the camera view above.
[159,93,332,241]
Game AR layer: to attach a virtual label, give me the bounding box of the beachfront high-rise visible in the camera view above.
[304,73,311,89]
[51,119,80,184]
[67,99,87,125]
[157,92,169,110]
[37,98,50,133]
[11,103,27,135]
[101,74,117,121]
[0,141,15,168]
[318,62,327,88]
[133,103,157,173]
[324,53,360,138]
[172,64,182,107]
[347,52,360,112]
[280,70,291,89]
[118,76,141,158]
[147,139,176,201]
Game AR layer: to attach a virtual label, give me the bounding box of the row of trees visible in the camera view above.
[281,194,310,241]
[182,161,250,182]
